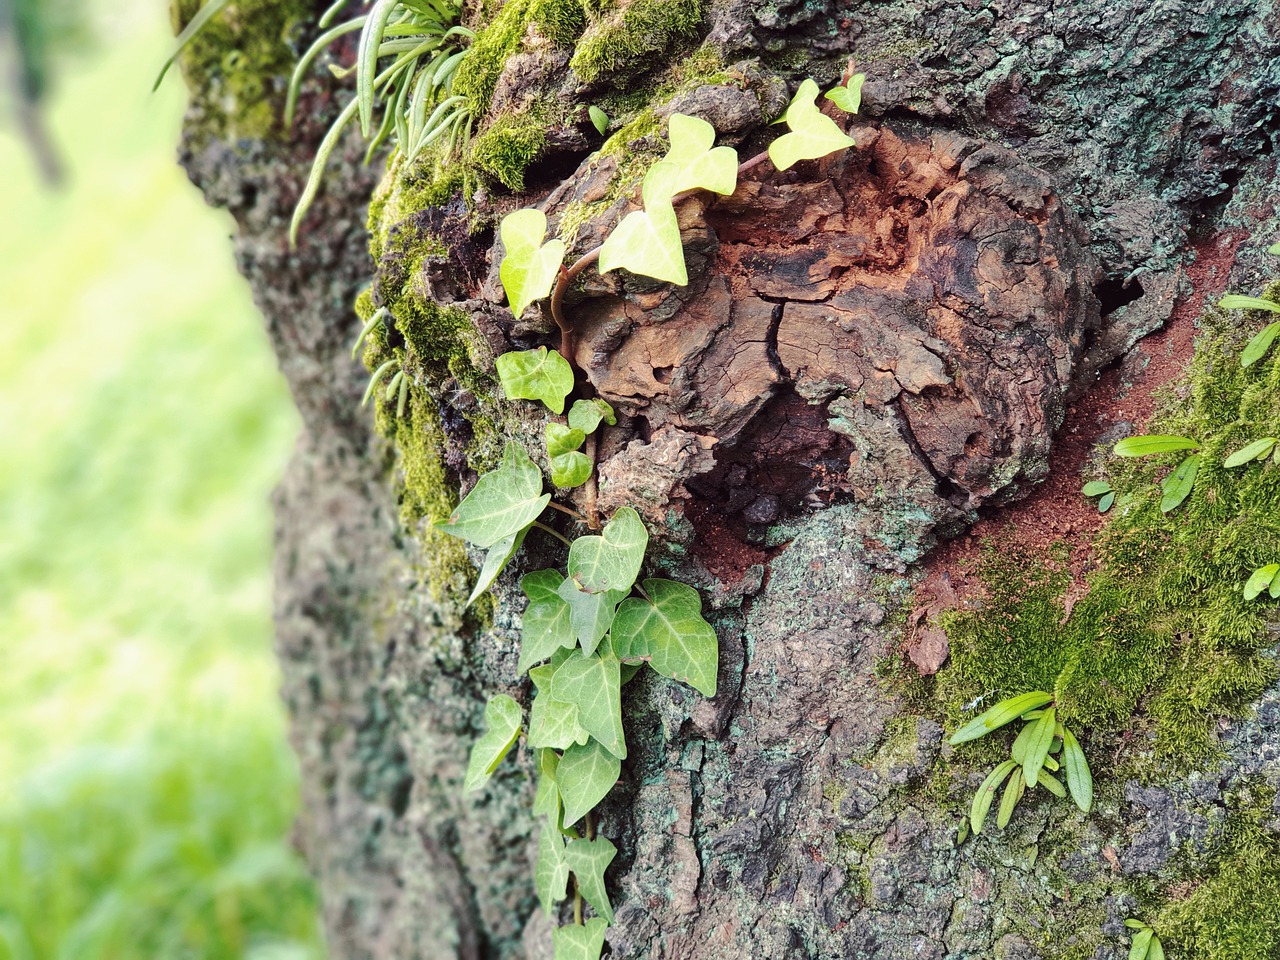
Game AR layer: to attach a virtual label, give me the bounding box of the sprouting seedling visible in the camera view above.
[1113,435,1201,513]
[1082,479,1115,513]
[588,105,609,135]
[1219,294,1280,368]
[1223,436,1279,468]
[950,692,1092,835]
[1124,919,1166,960]
[1244,563,1280,601]
[767,78,856,172]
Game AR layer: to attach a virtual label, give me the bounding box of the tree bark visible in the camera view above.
[178,1,1280,957]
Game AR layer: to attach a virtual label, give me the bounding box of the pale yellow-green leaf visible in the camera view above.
[463,694,522,792]
[768,78,856,171]
[499,209,566,319]
[598,192,687,286]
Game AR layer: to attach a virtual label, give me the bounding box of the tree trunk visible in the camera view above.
[177,1,1280,957]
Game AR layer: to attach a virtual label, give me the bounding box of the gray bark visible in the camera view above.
[179,1,1280,957]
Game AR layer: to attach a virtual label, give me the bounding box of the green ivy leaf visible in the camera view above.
[499,209,567,320]
[568,506,648,595]
[556,579,628,655]
[557,739,621,827]
[824,72,866,114]
[949,692,1054,745]
[551,451,593,489]
[611,579,719,697]
[970,759,1017,834]
[1113,435,1200,457]
[547,423,586,457]
[463,694,522,792]
[1061,725,1093,812]
[496,346,576,415]
[533,748,563,826]
[1224,437,1277,467]
[589,105,609,135]
[552,917,609,960]
[467,528,528,608]
[520,570,578,672]
[1244,563,1280,601]
[1021,707,1056,788]
[995,767,1026,830]
[768,78,856,171]
[568,399,617,435]
[598,188,687,286]
[1242,321,1280,367]
[437,442,550,548]
[1160,453,1200,513]
[564,836,618,922]
[535,823,570,915]
[661,113,739,197]
[552,652,626,759]
[529,664,591,751]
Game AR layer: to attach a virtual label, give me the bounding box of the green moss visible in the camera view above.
[932,295,1280,767]
[172,0,310,141]
[471,111,548,191]
[569,0,707,86]
[1155,786,1280,960]
[530,0,587,44]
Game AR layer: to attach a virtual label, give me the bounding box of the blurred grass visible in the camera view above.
[0,1,325,957]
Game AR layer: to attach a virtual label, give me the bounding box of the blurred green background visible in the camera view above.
[0,0,327,957]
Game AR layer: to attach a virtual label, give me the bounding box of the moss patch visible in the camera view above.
[471,110,548,191]
[171,0,310,141]
[569,0,707,86]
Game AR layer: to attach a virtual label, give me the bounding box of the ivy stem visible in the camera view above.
[573,875,583,925]
[583,433,600,530]
[546,501,588,524]
[585,811,595,841]
[531,520,572,548]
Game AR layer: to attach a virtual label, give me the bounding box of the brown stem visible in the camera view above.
[583,433,600,530]
[546,501,588,524]
[585,811,595,841]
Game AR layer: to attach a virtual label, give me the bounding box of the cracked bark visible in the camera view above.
[177,0,1280,957]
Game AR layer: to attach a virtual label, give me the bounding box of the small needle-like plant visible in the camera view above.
[950,692,1093,837]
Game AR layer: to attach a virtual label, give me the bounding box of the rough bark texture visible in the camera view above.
[178,1,1280,958]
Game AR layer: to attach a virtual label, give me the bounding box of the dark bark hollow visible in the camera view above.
[177,0,1280,957]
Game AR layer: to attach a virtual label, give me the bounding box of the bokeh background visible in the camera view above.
[0,1,328,956]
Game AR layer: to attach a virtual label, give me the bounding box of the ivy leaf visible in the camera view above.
[499,209,567,320]
[1061,725,1093,812]
[496,346,576,415]
[661,113,740,197]
[598,190,687,286]
[1224,437,1277,467]
[533,749,563,826]
[949,692,1054,745]
[467,528,528,608]
[547,423,587,457]
[552,451,593,489]
[995,767,1026,830]
[552,917,609,960]
[520,570,578,673]
[1021,707,1056,788]
[1244,563,1280,601]
[1113,435,1200,457]
[589,105,609,135]
[529,664,591,751]
[970,759,1017,834]
[824,72,866,114]
[611,579,719,697]
[1242,321,1280,367]
[463,694,522,792]
[556,579,628,655]
[535,823,570,916]
[568,399,617,435]
[568,506,648,594]
[1160,454,1200,513]
[437,442,550,548]
[564,836,618,922]
[768,78,856,172]
[557,739,621,827]
[552,651,626,759]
